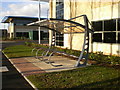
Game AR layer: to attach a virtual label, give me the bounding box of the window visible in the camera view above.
[56,0,64,19]
[56,33,64,46]
[33,31,38,40]
[104,19,116,31]
[92,19,120,44]
[40,31,49,40]
[118,19,120,31]
[16,32,29,38]
[92,21,102,31]
[23,32,29,38]
[16,32,22,37]
[104,32,116,43]
[118,33,120,43]
[92,33,102,42]
[55,0,64,46]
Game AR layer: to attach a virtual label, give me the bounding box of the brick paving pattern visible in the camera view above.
[10,57,45,76]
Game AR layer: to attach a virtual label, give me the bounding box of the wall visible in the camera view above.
[64,0,120,55]
[15,25,38,32]
[64,1,93,50]
[93,42,120,56]
[92,2,119,21]
[91,1,120,56]
[49,0,120,55]
[8,22,14,38]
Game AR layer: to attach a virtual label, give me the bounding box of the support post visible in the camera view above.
[38,0,41,44]
[75,15,89,67]
[39,27,41,44]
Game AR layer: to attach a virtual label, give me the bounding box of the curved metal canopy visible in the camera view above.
[28,15,94,67]
[31,0,49,2]
[27,18,93,34]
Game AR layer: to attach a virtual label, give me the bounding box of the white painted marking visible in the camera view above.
[0,66,9,72]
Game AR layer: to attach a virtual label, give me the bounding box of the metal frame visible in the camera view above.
[27,18,93,34]
[75,15,90,66]
[28,15,94,67]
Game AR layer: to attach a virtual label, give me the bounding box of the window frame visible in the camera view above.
[92,18,120,44]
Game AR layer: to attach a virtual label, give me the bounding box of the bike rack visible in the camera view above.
[28,15,94,67]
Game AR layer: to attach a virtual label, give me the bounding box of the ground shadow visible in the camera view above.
[72,77,120,88]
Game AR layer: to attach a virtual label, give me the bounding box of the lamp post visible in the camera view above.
[38,0,41,44]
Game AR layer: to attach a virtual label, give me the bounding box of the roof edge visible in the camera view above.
[1,16,47,23]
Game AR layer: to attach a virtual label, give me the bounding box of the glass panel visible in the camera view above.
[56,33,64,46]
[16,32,22,37]
[118,33,120,43]
[56,37,63,41]
[23,32,29,38]
[16,32,29,38]
[92,33,102,42]
[33,31,38,40]
[104,32,116,43]
[104,19,116,31]
[92,21,102,31]
[56,42,64,46]
[42,32,49,40]
[118,19,120,31]
[40,19,85,33]
[56,0,64,19]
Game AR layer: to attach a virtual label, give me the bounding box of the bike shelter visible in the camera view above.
[28,15,94,67]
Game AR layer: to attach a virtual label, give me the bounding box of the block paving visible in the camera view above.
[10,57,45,76]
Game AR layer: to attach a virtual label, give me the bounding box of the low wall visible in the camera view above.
[92,42,120,56]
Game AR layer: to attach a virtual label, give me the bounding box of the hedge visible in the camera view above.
[25,42,120,65]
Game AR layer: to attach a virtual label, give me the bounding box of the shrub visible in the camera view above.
[25,42,120,65]
[25,42,32,46]
[107,55,120,65]
[2,37,29,41]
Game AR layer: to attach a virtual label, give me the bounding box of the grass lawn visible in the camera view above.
[3,45,120,88]
[3,45,43,58]
[27,66,120,88]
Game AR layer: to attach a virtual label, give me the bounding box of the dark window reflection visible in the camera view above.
[93,33,102,42]
[118,33,120,43]
[104,32,116,43]
[92,21,102,31]
[104,19,116,31]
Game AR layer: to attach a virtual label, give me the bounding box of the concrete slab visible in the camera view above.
[0,66,9,72]
[25,56,77,73]
[6,55,91,77]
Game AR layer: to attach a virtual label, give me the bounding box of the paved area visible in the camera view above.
[8,56,77,76]
[9,57,45,76]
[1,40,88,89]
[1,41,35,89]
[2,53,34,89]
[25,56,77,73]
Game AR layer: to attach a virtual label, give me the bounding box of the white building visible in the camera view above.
[16,0,120,56]
[2,16,49,40]
[48,0,120,56]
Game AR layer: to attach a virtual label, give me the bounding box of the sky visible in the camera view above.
[0,0,49,29]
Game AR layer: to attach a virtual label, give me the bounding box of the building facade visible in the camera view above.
[49,0,120,56]
[0,29,7,38]
[2,16,49,40]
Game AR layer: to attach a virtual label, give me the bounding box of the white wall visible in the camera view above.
[93,42,120,56]
[50,0,120,55]
[8,22,14,38]
[92,3,119,21]
[15,26,48,32]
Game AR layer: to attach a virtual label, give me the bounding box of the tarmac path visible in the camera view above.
[1,41,34,89]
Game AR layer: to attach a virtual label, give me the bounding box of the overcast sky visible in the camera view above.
[0,0,49,29]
